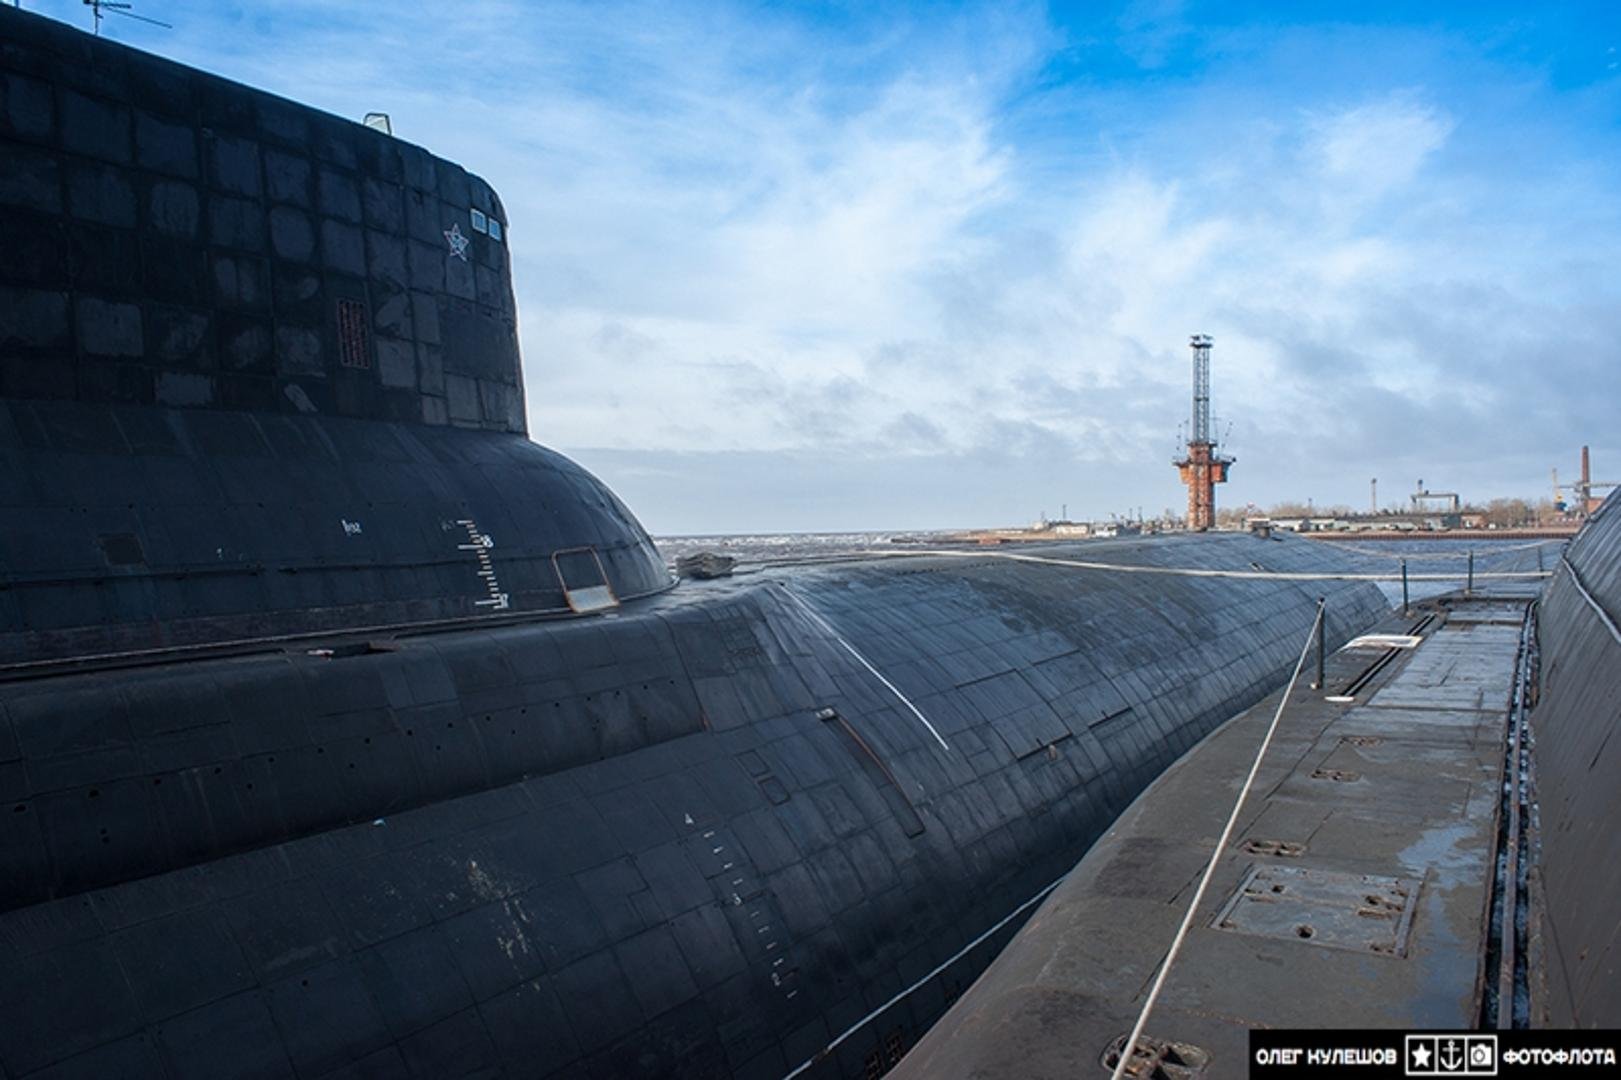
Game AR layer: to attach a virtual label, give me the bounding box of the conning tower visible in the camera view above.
[0,5,671,665]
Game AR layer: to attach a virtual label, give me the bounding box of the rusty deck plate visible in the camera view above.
[1211,865,1420,957]
[1443,602,1528,625]
[1364,623,1519,711]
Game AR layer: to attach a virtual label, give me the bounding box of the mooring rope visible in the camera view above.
[779,586,951,750]
[1316,537,1565,562]
[790,546,1551,582]
[1107,599,1325,1080]
[1560,554,1621,648]
[780,871,1069,1080]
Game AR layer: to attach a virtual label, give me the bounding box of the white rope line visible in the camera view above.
[1108,599,1325,1080]
[1318,538,1565,562]
[780,871,1067,1080]
[1560,554,1621,648]
[780,587,951,751]
[801,547,1551,583]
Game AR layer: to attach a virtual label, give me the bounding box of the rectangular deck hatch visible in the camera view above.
[552,546,618,614]
[1211,865,1419,957]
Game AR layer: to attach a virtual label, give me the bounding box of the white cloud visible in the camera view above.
[64,1,1621,529]
[1305,96,1456,209]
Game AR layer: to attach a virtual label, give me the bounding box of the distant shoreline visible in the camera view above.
[1304,526,1577,541]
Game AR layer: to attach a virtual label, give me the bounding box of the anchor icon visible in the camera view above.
[1440,1038,1464,1072]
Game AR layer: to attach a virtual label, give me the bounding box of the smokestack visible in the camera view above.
[1581,444,1594,515]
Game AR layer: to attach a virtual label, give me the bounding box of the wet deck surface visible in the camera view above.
[897,592,1534,1079]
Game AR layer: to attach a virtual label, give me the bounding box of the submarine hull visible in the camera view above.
[0,9,1402,1077]
[0,531,1389,1079]
[1528,492,1621,1027]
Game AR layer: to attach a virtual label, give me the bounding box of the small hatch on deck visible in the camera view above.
[1212,865,1419,957]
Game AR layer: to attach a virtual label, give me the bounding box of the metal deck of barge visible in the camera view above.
[898,581,1544,1078]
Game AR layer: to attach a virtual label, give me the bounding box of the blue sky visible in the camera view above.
[33,0,1621,532]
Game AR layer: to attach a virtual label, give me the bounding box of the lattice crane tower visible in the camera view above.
[1174,334,1234,531]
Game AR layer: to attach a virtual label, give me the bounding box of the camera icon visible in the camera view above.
[1465,1037,1497,1073]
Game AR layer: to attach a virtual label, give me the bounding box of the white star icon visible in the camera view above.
[1412,1042,1433,1069]
[444,222,470,261]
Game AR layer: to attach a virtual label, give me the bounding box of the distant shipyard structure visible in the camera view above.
[1550,445,1615,518]
[1573,444,1616,516]
[1259,445,1611,537]
[1174,334,1233,531]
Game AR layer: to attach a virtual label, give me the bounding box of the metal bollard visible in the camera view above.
[1537,546,1544,573]
[1401,559,1409,616]
[1467,550,1475,595]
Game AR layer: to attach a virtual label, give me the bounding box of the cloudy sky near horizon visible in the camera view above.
[38,0,1621,533]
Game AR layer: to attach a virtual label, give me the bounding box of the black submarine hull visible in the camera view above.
[1,532,1388,1079]
[0,8,1398,1077]
[1528,492,1621,1026]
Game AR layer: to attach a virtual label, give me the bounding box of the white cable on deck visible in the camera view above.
[1320,537,1564,562]
[819,547,1550,582]
[780,587,951,751]
[1560,554,1621,648]
[780,871,1067,1080]
[1107,599,1325,1080]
